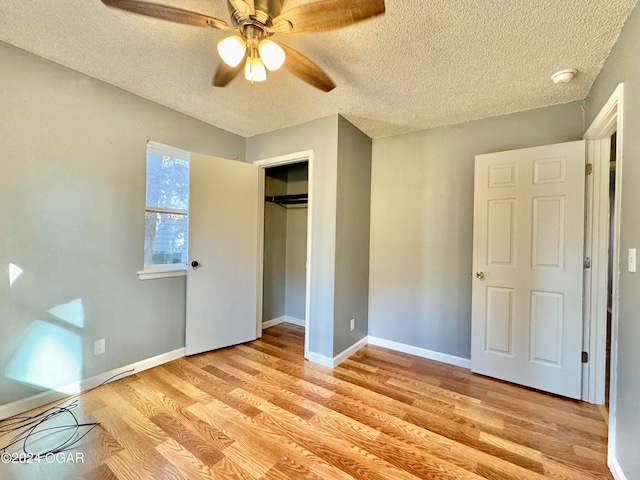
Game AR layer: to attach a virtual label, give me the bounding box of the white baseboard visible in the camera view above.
[609,455,627,480]
[333,336,369,366]
[0,348,185,421]
[284,316,305,327]
[308,335,369,368]
[307,351,333,368]
[368,336,471,369]
[263,316,306,330]
[262,316,286,329]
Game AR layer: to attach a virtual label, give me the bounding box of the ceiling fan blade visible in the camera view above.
[213,54,247,87]
[273,0,385,35]
[228,0,252,18]
[101,0,234,29]
[280,44,335,92]
[266,19,293,34]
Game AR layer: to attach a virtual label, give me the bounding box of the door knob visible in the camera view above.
[191,261,199,268]
[475,271,485,279]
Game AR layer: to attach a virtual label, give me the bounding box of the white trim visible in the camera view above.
[256,167,266,339]
[0,348,185,421]
[306,335,473,370]
[582,141,594,402]
[145,205,188,215]
[147,140,190,161]
[262,316,306,330]
[262,316,286,329]
[584,85,623,140]
[582,138,611,404]
[582,83,624,470]
[368,336,472,369]
[254,150,315,360]
[333,336,369,367]
[284,316,305,327]
[137,268,186,280]
[609,455,628,480]
[307,351,334,368]
[253,150,314,168]
[609,89,623,463]
[304,153,313,361]
[307,336,369,368]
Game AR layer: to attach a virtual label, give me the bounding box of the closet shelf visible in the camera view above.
[265,194,308,207]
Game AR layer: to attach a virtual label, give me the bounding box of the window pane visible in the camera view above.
[146,152,189,210]
[144,211,188,266]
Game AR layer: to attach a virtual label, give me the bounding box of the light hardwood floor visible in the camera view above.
[0,323,612,480]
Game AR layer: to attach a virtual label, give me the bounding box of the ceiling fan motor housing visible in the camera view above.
[227,0,283,26]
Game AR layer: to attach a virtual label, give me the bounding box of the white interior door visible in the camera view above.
[471,140,586,399]
[186,153,260,356]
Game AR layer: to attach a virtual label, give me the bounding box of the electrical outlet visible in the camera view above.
[629,248,637,273]
[94,338,106,356]
[349,318,355,332]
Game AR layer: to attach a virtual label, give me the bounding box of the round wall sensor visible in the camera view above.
[551,69,577,84]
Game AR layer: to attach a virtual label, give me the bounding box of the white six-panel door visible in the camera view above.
[471,141,586,399]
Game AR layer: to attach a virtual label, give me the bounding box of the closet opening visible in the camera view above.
[260,160,310,354]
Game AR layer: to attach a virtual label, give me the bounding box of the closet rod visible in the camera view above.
[265,193,308,206]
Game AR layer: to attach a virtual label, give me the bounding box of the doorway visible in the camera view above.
[604,132,616,416]
[582,83,623,462]
[262,162,309,329]
[254,151,314,359]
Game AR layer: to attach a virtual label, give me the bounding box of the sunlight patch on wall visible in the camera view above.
[9,263,23,287]
[47,298,85,328]
[5,320,83,395]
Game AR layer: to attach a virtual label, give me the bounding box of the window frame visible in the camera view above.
[137,141,190,280]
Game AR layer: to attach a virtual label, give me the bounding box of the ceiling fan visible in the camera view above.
[101,0,386,92]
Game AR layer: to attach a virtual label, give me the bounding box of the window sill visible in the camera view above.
[137,268,187,280]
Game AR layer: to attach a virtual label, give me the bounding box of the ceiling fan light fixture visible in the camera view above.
[258,39,286,71]
[101,0,385,91]
[245,56,267,82]
[217,36,246,67]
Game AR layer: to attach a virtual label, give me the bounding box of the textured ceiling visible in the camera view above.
[0,0,637,138]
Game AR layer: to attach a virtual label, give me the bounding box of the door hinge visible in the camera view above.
[584,257,591,269]
[582,351,589,363]
[586,163,593,175]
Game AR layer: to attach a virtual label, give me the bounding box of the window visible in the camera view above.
[139,141,190,279]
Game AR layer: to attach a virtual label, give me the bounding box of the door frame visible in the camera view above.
[254,150,315,359]
[582,83,624,459]
[582,137,611,403]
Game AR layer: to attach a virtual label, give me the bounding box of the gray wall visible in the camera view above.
[585,3,640,477]
[262,170,288,322]
[334,117,372,355]
[284,163,308,322]
[249,116,373,359]
[247,116,339,357]
[369,102,584,359]
[0,42,245,405]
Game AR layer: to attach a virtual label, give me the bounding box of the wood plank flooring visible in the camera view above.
[0,323,612,480]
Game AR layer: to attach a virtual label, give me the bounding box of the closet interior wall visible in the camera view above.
[262,162,308,326]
